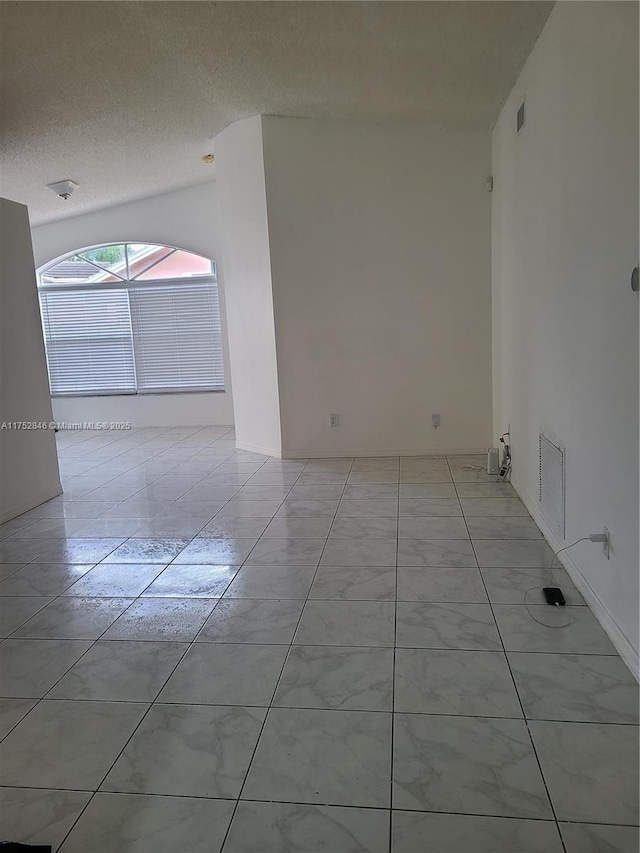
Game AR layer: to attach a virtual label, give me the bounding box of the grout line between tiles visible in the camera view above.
[449,457,568,853]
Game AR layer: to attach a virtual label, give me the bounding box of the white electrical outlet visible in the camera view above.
[330,414,339,428]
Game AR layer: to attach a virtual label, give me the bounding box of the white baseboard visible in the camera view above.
[511,474,639,681]
[235,441,282,458]
[281,446,488,460]
[0,482,63,524]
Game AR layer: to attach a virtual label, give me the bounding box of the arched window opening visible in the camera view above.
[37,243,224,396]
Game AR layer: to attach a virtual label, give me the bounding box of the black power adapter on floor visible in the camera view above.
[543,587,566,607]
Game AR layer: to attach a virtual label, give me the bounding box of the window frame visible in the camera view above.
[37,242,225,398]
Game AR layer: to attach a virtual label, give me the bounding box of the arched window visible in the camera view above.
[37,243,224,396]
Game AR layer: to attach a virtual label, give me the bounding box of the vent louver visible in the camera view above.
[539,433,565,538]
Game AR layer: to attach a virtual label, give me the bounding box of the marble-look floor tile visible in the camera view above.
[0,788,92,851]
[243,707,391,807]
[0,699,147,789]
[62,563,165,596]
[168,537,254,564]
[128,519,207,537]
[102,703,265,797]
[0,517,39,538]
[218,499,284,518]
[276,499,339,518]
[234,485,292,501]
[295,600,395,647]
[7,517,91,539]
[398,517,468,539]
[0,538,63,564]
[343,484,399,500]
[530,720,639,824]
[455,481,517,497]
[396,602,501,650]
[351,458,398,472]
[466,516,543,539]
[461,498,529,516]
[0,563,26,581]
[509,652,639,723]
[450,468,499,484]
[347,471,399,485]
[396,567,487,602]
[60,793,235,853]
[105,499,170,519]
[398,539,477,567]
[494,605,617,654]
[288,484,345,500]
[398,498,461,517]
[33,538,125,564]
[330,516,398,540]
[481,567,584,605]
[473,539,555,567]
[225,801,390,853]
[62,520,151,541]
[246,538,325,566]
[0,563,95,596]
[97,538,186,564]
[274,645,393,711]
[0,638,93,697]
[296,472,348,486]
[199,517,270,539]
[12,596,133,639]
[399,472,453,484]
[399,483,457,498]
[335,499,398,518]
[560,822,640,853]
[102,597,217,641]
[0,595,53,636]
[158,642,288,705]
[141,564,238,597]
[395,648,522,717]
[393,713,552,818]
[153,499,230,519]
[262,516,333,539]
[223,564,316,599]
[47,640,187,701]
[392,811,563,853]
[0,697,38,739]
[309,565,396,600]
[196,598,304,644]
[320,538,396,567]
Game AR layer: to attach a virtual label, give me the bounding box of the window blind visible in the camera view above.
[39,289,136,395]
[130,283,224,392]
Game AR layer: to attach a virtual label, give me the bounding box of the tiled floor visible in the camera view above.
[0,426,638,852]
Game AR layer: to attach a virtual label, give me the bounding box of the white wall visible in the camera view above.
[0,198,61,522]
[492,2,639,670]
[261,117,492,457]
[30,182,234,427]
[215,116,282,456]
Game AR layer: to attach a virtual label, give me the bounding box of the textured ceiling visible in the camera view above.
[0,1,553,225]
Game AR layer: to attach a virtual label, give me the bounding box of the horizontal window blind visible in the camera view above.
[38,252,224,396]
[39,289,136,395]
[130,283,224,392]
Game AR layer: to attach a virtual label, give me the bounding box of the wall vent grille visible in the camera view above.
[539,433,565,538]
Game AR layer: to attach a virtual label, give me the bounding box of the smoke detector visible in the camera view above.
[201,154,215,164]
[46,179,79,200]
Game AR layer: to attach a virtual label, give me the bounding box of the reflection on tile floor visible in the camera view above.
[0,427,637,852]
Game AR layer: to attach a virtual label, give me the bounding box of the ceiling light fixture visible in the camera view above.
[201,154,215,164]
